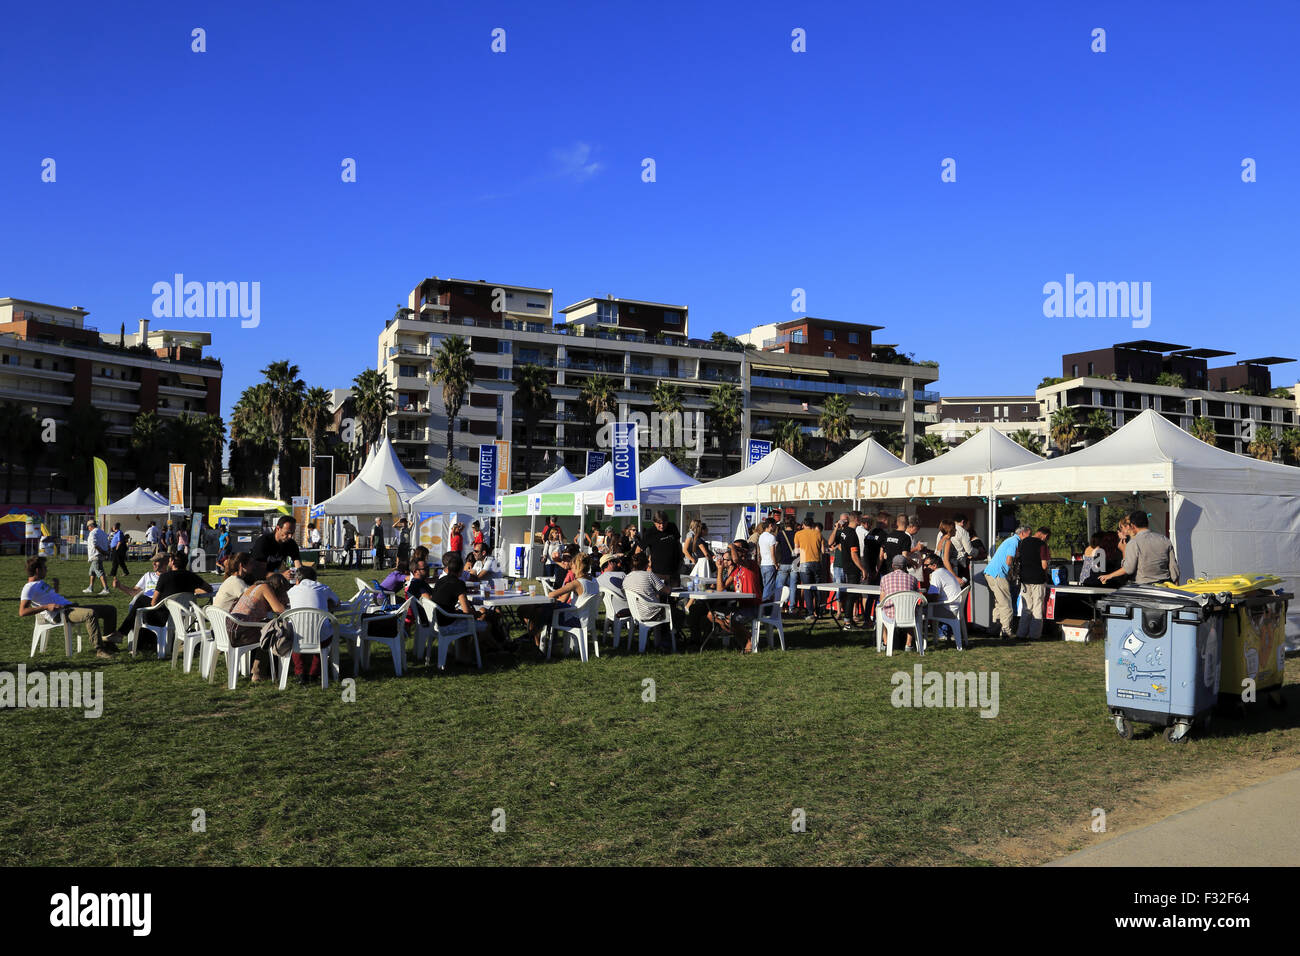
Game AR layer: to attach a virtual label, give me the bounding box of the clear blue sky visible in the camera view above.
[3,0,1297,422]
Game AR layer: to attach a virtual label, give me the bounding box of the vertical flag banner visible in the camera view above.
[385,485,402,520]
[169,463,186,511]
[494,439,511,493]
[746,439,772,467]
[300,467,315,503]
[92,457,109,515]
[291,496,310,536]
[609,423,639,516]
[478,443,498,517]
[585,451,607,475]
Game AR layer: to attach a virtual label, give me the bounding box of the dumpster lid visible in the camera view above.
[1103,585,1225,612]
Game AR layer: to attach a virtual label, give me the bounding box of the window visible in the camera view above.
[663,311,679,324]
[823,330,834,341]
[848,332,859,344]
[498,368,511,381]
[1087,362,1094,375]
[399,365,417,377]
[499,341,511,354]
[846,354,858,360]
[825,351,835,359]
[1072,364,1079,377]
[973,406,981,414]
[526,301,546,309]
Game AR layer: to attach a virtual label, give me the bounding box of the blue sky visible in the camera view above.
[3,0,1298,421]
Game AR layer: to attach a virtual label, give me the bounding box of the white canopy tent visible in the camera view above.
[871,427,1045,541]
[409,479,479,512]
[99,487,171,534]
[498,466,582,572]
[409,479,480,559]
[571,456,701,508]
[757,437,906,505]
[680,448,811,507]
[317,437,424,516]
[994,409,1300,637]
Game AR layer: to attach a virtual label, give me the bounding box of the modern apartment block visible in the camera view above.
[924,396,1046,444]
[1039,339,1297,454]
[376,280,941,486]
[0,298,222,504]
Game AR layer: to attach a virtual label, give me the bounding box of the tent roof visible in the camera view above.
[522,466,578,495]
[563,461,614,495]
[571,455,702,507]
[100,487,170,516]
[776,437,905,502]
[994,409,1300,497]
[317,437,423,514]
[409,478,479,512]
[860,427,1043,500]
[640,456,699,490]
[681,449,810,505]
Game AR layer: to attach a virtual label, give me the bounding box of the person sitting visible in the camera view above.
[229,572,291,682]
[620,548,682,651]
[707,540,763,651]
[431,552,508,659]
[286,565,339,684]
[879,553,922,652]
[522,551,598,647]
[597,552,627,599]
[923,551,965,650]
[111,554,167,637]
[214,551,253,613]
[19,555,123,658]
[466,542,501,583]
[136,551,215,653]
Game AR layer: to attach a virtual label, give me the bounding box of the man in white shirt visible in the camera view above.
[757,518,779,602]
[286,565,340,685]
[83,520,111,595]
[20,555,122,657]
[144,521,161,549]
[924,551,966,650]
[951,514,974,580]
[466,542,501,583]
[111,554,168,637]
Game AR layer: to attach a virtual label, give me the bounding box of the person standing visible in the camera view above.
[1100,511,1179,586]
[1014,527,1052,640]
[985,526,1030,640]
[879,514,912,576]
[951,513,974,581]
[108,522,131,579]
[757,517,779,602]
[83,520,111,595]
[395,516,411,570]
[773,515,797,614]
[144,520,161,553]
[342,519,357,568]
[642,511,684,581]
[793,516,825,615]
[372,516,387,568]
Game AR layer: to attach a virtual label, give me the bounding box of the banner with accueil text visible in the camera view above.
[477,443,498,517]
[608,423,639,517]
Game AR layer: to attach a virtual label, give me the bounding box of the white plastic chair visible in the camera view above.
[429,607,481,671]
[546,590,602,662]
[29,609,82,657]
[601,587,632,651]
[413,597,439,663]
[203,605,265,689]
[627,592,675,654]
[875,591,927,656]
[129,599,171,659]
[161,594,207,673]
[750,585,789,652]
[923,584,971,650]
[356,597,412,676]
[272,607,341,689]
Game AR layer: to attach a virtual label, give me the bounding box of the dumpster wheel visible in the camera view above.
[1164,721,1192,744]
[1114,715,1133,740]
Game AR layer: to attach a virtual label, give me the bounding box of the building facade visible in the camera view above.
[0,299,222,505]
[374,280,941,487]
[924,395,1046,445]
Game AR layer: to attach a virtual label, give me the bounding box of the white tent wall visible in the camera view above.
[1173,491,1300,641]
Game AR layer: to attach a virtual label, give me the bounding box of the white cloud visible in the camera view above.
[550,142,603,182]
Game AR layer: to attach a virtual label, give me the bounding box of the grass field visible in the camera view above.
[1,554,1297,866]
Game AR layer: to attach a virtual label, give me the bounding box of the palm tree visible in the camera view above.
[818,394,854,463]
[706,382,742,474]
[230,383,276,495]
[59,406,108,505]
[1279,427,1300,466]
[351,369,394,456]
[650,381,685,464]
[514,363,551,486]
[1190,416,1217,446]
[261,360,306,499]
[873,428,906,460]
[1086,409,1115,444]
[1248,425,1280,462]
[915,433,948,462]
[1049,407,1077,454]
[0,402,19,501]
[193,413,226,509]
[773,418,805,457]
[579,374,618,446]
[130,410,167,490]
[430,335,476,473]
[298,387,334,463]
[1008,428,1043,454]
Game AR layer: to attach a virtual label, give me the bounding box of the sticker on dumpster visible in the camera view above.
[1116,689,1151,699]
[1123,663,1165,682]
[1243,647,1259,679]
[1151,684,1165,694]
[1122,632,1145,655]
[1145,646,1164,668]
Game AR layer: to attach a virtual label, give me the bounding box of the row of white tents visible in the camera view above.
[294,412,1300,636]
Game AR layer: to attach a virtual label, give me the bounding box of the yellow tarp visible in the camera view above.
[1158,574,1284,598]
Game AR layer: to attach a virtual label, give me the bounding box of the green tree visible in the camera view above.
[1016,502,1088,558]
[60,406,109,506]
[1190,416,1217,445]
[10,407,45,504]
[773,419,805,457]
[352,368,394,456]
[579,373,618,447]
[650,381,685,465]
[298,386,334,463]
[818,394,854,462]
[430,336,476,473]
[1279,427,1300,466]
[229,383,276,496]
[513,363,552,487]
[260,360,306,498]
[1086,409,1115,444]
[1154,372,1185,388]
[130,410,167,490]
[1008,428,1043,454]
[1248,425,1280,462]
[706,382,742,474]
[1049,407,1077,454]
[915,433,948,462]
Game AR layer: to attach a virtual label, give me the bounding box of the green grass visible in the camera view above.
[1,554,1297,865]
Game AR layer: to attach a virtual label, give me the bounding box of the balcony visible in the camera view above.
[393,429,429,443]
[700,368,741,384]
[391,402,430,416]
[760,332,808,349]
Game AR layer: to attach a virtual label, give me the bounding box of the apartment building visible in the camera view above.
[924,396,1046,445]
[375,281,941,485]
[0,299,222,504]
[1039,339,1296,454]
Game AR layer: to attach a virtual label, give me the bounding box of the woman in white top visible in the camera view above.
[524,552,599,643]
[214,552,252,613]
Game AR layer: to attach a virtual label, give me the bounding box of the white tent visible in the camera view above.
[523,466,579,494]
[680,449,811,506]
[570,457,702,508]
[409,479,479,513]
[759,437,905,504]
[99,487,170,533]
[994,409,1300,636]
[317,437,424,515]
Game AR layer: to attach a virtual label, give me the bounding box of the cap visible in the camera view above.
[891,553,908,569]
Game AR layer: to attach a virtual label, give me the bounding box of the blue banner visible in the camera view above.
[747,438,773,467]
[585,450,607,475]
[610,423,639,516]
[477,444,497,516]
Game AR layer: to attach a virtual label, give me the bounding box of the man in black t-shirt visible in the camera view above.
[130,552,214,651]
[250,515,302,578]
[1014,527,1051,640]
[642,511,683,580]
[879,514,912,574]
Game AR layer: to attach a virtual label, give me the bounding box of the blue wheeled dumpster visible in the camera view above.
[1101,586,1226,743]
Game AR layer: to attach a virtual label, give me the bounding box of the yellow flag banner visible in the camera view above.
[386,485,402,520]
[93,457,109,515]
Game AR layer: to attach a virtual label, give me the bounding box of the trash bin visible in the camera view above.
[1101,586,1227,743]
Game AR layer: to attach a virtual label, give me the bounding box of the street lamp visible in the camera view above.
[48,472,60,505]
